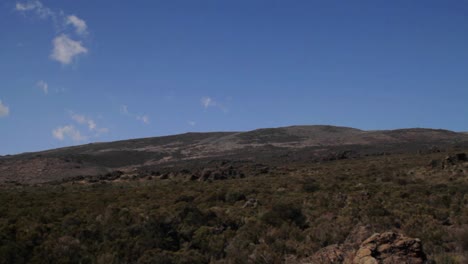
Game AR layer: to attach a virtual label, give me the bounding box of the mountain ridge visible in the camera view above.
[1,125,462,157]
[1,125,468,184]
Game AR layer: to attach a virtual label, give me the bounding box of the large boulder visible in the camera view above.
[353,232,426,264]
[308,228,427,264]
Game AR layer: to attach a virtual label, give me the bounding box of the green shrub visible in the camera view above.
[261,202,307,228]
[225,191,246,203]
[302,181,320,193]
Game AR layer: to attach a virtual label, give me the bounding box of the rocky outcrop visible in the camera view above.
[308,228,426,264]
[353,232,426,264]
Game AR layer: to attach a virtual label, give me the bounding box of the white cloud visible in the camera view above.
[52,125,86,142]
[71,113,86,124]
[15,2,36,11]
[0,100,9,117]
[15,1,53,19]
[120,105,129,115]
[16,2,91,65]
[70,113,108,133]
[16,2,91,66]
[66,15,87,35]
[36,80,48,94]
[137,115,150,124]
[87,119,97,130]
[121,105,151,125]
[201,96,228,112]
[188,121,196,126]
[201,97,215,108]
[50,34,87,65]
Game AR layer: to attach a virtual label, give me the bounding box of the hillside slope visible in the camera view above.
[1,125,468,184]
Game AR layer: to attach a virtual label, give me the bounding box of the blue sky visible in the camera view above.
[1,0,467,155]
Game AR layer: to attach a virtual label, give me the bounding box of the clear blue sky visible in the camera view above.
[1,0,467,155]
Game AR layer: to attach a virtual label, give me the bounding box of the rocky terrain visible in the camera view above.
[309,226,426,263]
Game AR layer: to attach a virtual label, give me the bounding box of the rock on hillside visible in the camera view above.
[353,232,426,264]
[308,227,426,264]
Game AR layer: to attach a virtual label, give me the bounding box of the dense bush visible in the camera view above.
[1,150,468,263]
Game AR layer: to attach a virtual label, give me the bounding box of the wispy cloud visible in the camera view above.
[52,125,86,142]
[15,0,53,19]
[120,105,151,125]
[50,34,87,65]
[137,115,150,125]
[201,96,228,112]
[188,121,196,126]
[36,80,48,94]
[71,113,93,129]
[70,112,108,134]
[52,111,108,143]
[0,100,9,117]
[201,97,215,108]
[66,15,87,35]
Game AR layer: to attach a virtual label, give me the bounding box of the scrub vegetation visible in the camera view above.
[1,147,468,263]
